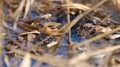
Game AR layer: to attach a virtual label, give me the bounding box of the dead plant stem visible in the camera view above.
[74,26,120,49]
[51,0,109,54]
[13,50,68,67]
[66,0,72,45]
[70,44,120,65]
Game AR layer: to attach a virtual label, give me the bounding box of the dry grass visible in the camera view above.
[0,0,120,67]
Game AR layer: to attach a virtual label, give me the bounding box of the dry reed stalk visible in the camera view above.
[24,0,34,18]
[66,0,72,45]
[3,21,20,33]
[0,1,5,55]
[0,1,6,67]
[20,53,31,67]
[62,0,108,33]
[13,0,26,30]
[73,26,120,49]
[70,44,120,65]
[50,0,109,54]
[112,0,120,10]
[13,50,68,67]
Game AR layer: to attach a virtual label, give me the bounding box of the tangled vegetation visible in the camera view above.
[0,0,120,67]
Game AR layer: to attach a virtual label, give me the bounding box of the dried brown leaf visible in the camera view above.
[43,22,61,35]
